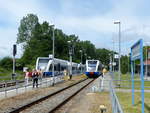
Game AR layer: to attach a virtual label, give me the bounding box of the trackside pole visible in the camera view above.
[140,40,144,113]
[131,60,134,105]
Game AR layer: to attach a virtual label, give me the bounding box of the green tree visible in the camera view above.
[96,48,112,66]
[21,21,53,64]
[16,13,116,68]
[0,57,13,70]
[17,14,39,44]
[121,55,129,74]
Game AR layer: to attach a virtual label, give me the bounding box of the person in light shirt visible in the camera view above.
[25,69,29,86]
[102,68,107,77]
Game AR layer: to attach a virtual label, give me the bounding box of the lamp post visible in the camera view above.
[68,40,73,79]
[114,21,121,83]
[109,53,112,72]
[51,25,55,86]
[80,50,83,74]
[112,36,115,72]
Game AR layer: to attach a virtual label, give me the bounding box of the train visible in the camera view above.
[85,60,102,78]
[35,57,85,77]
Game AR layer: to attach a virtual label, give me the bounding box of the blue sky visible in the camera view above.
[1,0,150,58]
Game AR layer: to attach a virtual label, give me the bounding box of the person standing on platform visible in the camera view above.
[64,69,67,76]
[38,69,43,82]
[25,69,29,86]
[102,68,107,77]
[32,69,39,88]
[100,68,107,91]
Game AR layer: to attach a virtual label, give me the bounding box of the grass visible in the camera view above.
[87,92,111,113]
[113,72,150,90]
[113,72,140,80]
[0,68,24,81]
[117,92,150,113]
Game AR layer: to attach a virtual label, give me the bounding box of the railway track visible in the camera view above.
[9,78,95,113]
[49,78,95,113]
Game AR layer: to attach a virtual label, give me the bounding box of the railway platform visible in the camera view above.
[0,76,63,99]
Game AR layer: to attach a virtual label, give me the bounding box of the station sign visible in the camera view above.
[131,40,141,61]
[114,54,119,59]
[131,39,144,113]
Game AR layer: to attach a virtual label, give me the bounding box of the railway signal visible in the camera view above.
[12,44,17,80]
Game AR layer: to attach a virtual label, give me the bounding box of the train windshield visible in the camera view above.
[88,61,97,71]
[38,59,49,71]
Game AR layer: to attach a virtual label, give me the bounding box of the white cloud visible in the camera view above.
[1,0,150,58]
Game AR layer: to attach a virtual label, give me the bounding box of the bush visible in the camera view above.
[0,57,13,70]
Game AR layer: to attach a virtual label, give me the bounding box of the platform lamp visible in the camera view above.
[114,20,121,84]
[51,24,55,86]
[79,50,83,74]
[67,40,73,79]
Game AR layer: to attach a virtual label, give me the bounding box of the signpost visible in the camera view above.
[131,39,144,113]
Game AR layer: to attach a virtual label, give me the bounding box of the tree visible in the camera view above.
[0,57,13,70]
[96,48,111,66]
[17,14,39,44]
[121,55,129,74]
[16,14,116,67]
[21,21,53,65]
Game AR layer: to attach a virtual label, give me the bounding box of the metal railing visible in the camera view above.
[109,80,124,113]
[0,75,64,98]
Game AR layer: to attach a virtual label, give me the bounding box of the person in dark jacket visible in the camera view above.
[32,69,39,88]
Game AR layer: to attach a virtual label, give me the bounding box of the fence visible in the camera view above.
[109,80,124,113]
[0,75,64,99]
[94,73,124,113]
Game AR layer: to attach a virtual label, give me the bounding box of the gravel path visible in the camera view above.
[55,78,112,113]
[0,75,86,113]
[20,79,92,113]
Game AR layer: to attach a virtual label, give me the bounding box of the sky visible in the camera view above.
[1,0,150,58]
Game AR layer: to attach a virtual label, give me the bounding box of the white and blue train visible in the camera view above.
[85,60,102,78]
[36,57,84,76]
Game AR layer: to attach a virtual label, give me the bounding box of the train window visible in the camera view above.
[87,61,98,72]
[72,67,75,70]
[58,63,61,71]
[88,61,97,67]
[49,65,52,71]
[54,65,57,71]
[88,61,97,64]
[60,66,63,71]
[38,59,49,70]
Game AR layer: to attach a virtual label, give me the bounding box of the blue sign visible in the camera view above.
[131,39,144,113]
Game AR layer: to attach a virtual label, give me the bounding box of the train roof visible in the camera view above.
[37,57,79,64]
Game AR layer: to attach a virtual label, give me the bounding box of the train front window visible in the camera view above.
[88,61,97,71]
[49,65,52,71]
[38,59,49,70]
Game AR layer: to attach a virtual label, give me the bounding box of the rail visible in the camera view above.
[9,78,89,113]
[109,80,124,113]
[0,75,64,98]
[109,72,124,113]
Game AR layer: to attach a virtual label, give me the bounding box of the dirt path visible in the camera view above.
[55,78,112,113]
